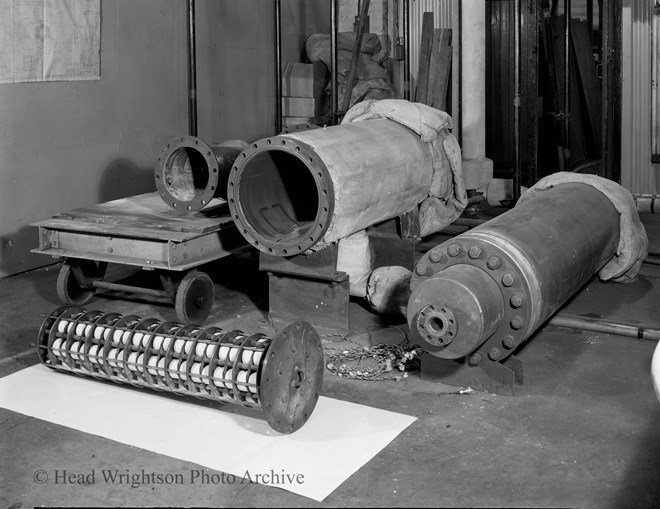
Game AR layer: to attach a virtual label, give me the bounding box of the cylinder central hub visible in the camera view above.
[416,304,457,346]
[407,264,505,359]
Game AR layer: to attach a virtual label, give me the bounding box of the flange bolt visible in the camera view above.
[510,293,525,308]
[502,335,516,349]
[416,262,431,276]
[487,256,502,270]
[488,347,502,361]
[447,244,460,257]
[468,246,482,259]
[502,273,516,287]
[510,316,525,330]
[469,352,482,366]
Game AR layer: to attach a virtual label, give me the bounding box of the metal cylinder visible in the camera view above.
[38,306,324,434]
[408,183,620,359]
[227,119,433,256]
[155,136,248,211]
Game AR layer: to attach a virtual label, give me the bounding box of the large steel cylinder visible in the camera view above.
[408,183,621,360]
[155,136,248,211]
[227,119,433,256]
[38,306,324,433]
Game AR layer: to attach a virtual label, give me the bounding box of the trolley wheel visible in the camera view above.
[175,270,214,324]
[56,261,98,305]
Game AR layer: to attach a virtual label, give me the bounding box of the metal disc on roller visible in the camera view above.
[259,321,324,434]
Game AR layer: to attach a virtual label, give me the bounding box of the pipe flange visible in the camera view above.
[416,304,457,347]
[155,136,221,212]
[410,238,534,357]
[227,136,336,256]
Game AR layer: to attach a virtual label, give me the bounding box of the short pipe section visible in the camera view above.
[155,136,247,211]
[407,264,504,359]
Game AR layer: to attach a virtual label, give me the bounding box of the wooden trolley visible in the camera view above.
[31,192,246,324]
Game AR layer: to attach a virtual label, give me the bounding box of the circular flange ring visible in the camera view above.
[155,136,220,212]
[410,237,534,355]
[227,135,336,257]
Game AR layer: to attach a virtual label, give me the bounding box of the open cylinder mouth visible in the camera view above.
[228,137,334,256]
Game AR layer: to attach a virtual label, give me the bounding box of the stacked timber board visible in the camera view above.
[415,12,452,112]
[282,62,329,127]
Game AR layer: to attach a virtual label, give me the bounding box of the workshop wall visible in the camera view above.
[0,0,188,277]
[196,0,330,141]
[0,0,330,278]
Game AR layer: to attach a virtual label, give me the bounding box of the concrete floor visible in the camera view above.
[2,223,660,508]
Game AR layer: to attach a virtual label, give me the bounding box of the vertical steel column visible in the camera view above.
[331,0,339,125]
[513,0,522,203]
[275,0,282,133]
[187,0,198,137]
[403,0,411,100]
[564,0,571,170]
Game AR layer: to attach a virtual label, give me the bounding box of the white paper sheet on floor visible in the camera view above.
[0,364,416,501]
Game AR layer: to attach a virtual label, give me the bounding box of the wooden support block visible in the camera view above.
[268,273,350,337]
[415,12,435,104]
[282,62,328,98]
[427,28,452,111]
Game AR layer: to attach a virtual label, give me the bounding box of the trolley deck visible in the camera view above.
[31,192,246,323]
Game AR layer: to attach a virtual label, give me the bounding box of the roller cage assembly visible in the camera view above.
[227,135,336,257]
[38,306,324,433]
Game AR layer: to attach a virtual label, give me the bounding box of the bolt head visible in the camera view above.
[447,244,460,257]
[510,316,524,330]
[468,246,482,259]
[429,250,441,263]
[487,256,502,270]
[488,347,502,361]
[510,293,524,308]
[503,335,516,349]
[415,262,430,276]
[502,273,516,287]
[469,353,482,366]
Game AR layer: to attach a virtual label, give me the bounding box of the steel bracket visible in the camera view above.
[420,353,524,396]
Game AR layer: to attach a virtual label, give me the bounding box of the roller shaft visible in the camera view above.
[38,306,323,433]
[408,183,621,360]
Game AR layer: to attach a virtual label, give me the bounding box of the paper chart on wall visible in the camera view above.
[0,0,101,84]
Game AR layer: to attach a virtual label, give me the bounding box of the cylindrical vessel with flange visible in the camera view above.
[408,183,621,360]
[227,119,434,256]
